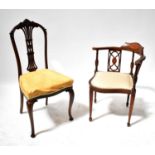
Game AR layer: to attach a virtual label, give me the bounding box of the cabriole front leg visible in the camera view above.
[68,88,74,121]
[27,100,35,138]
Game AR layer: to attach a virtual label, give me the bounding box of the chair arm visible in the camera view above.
[92,46,121,51]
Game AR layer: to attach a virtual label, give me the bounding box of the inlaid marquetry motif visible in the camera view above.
[107,50,122,72]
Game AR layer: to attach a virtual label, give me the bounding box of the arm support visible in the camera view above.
[133,55,146,88]
[135,55,146,65]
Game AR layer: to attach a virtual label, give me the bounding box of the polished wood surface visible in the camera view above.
[10,19,74,138]
[89,42,146,126]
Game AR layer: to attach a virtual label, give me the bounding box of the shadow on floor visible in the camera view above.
[137,85,155,93]
[93,85,155,124]
[93,95,150,126]
[36,100,88,136]
[22,106,47,114]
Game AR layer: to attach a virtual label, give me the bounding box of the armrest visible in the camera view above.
[92,46,121,51]
[121,42,144,55]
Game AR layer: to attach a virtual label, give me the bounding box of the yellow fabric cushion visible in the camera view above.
[19,69,73,99]
[91,71,133,90]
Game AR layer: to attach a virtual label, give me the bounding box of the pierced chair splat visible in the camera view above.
[10,19,75,138]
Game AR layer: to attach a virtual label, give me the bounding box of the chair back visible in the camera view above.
[92,42,145,88]
[10,19,48,78]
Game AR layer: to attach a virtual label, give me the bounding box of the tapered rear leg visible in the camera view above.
[126,94,130,107]
[127,90,136,127]
[94,91,97,103]
[20,91,24,113]
[89,87,93,121]
[45,97,48,106]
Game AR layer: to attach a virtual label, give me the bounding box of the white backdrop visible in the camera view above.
[0,10,155,152]
[0,10,155,84]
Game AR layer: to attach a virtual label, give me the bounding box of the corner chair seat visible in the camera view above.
[19,69,73,100]
[91,71,133,90]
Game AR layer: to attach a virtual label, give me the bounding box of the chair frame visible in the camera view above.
[89,42,146,126]
[10,19,74,138]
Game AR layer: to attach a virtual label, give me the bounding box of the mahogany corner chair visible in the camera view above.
[89,42,146,126]
[10,19,74,138]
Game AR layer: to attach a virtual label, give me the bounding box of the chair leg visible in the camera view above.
[127,90,136,127]
[126,94,130,107]
[89,88,93,121]
[45,97,48,106]
[20,91,24,114]
[68,88,74,121]
[94,91,97,103]
[27,100,35,138]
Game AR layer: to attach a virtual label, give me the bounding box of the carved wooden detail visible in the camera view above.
[107,50,122,72]
[130,52,135,75]
[94,50,99,73]
[20,19,38,71]
[10,19,48,74]
[10,19,74,138]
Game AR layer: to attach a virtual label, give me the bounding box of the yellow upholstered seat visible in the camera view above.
[91,71,133,90]
[10,19,75,138]
[19,69,73,99]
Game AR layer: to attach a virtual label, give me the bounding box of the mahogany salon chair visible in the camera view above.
[89,42,145,126]
[10,19,74,138]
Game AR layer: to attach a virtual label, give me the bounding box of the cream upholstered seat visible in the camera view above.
[20,69,73,100]
[91,72,133,90]
[89,42,146,126]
